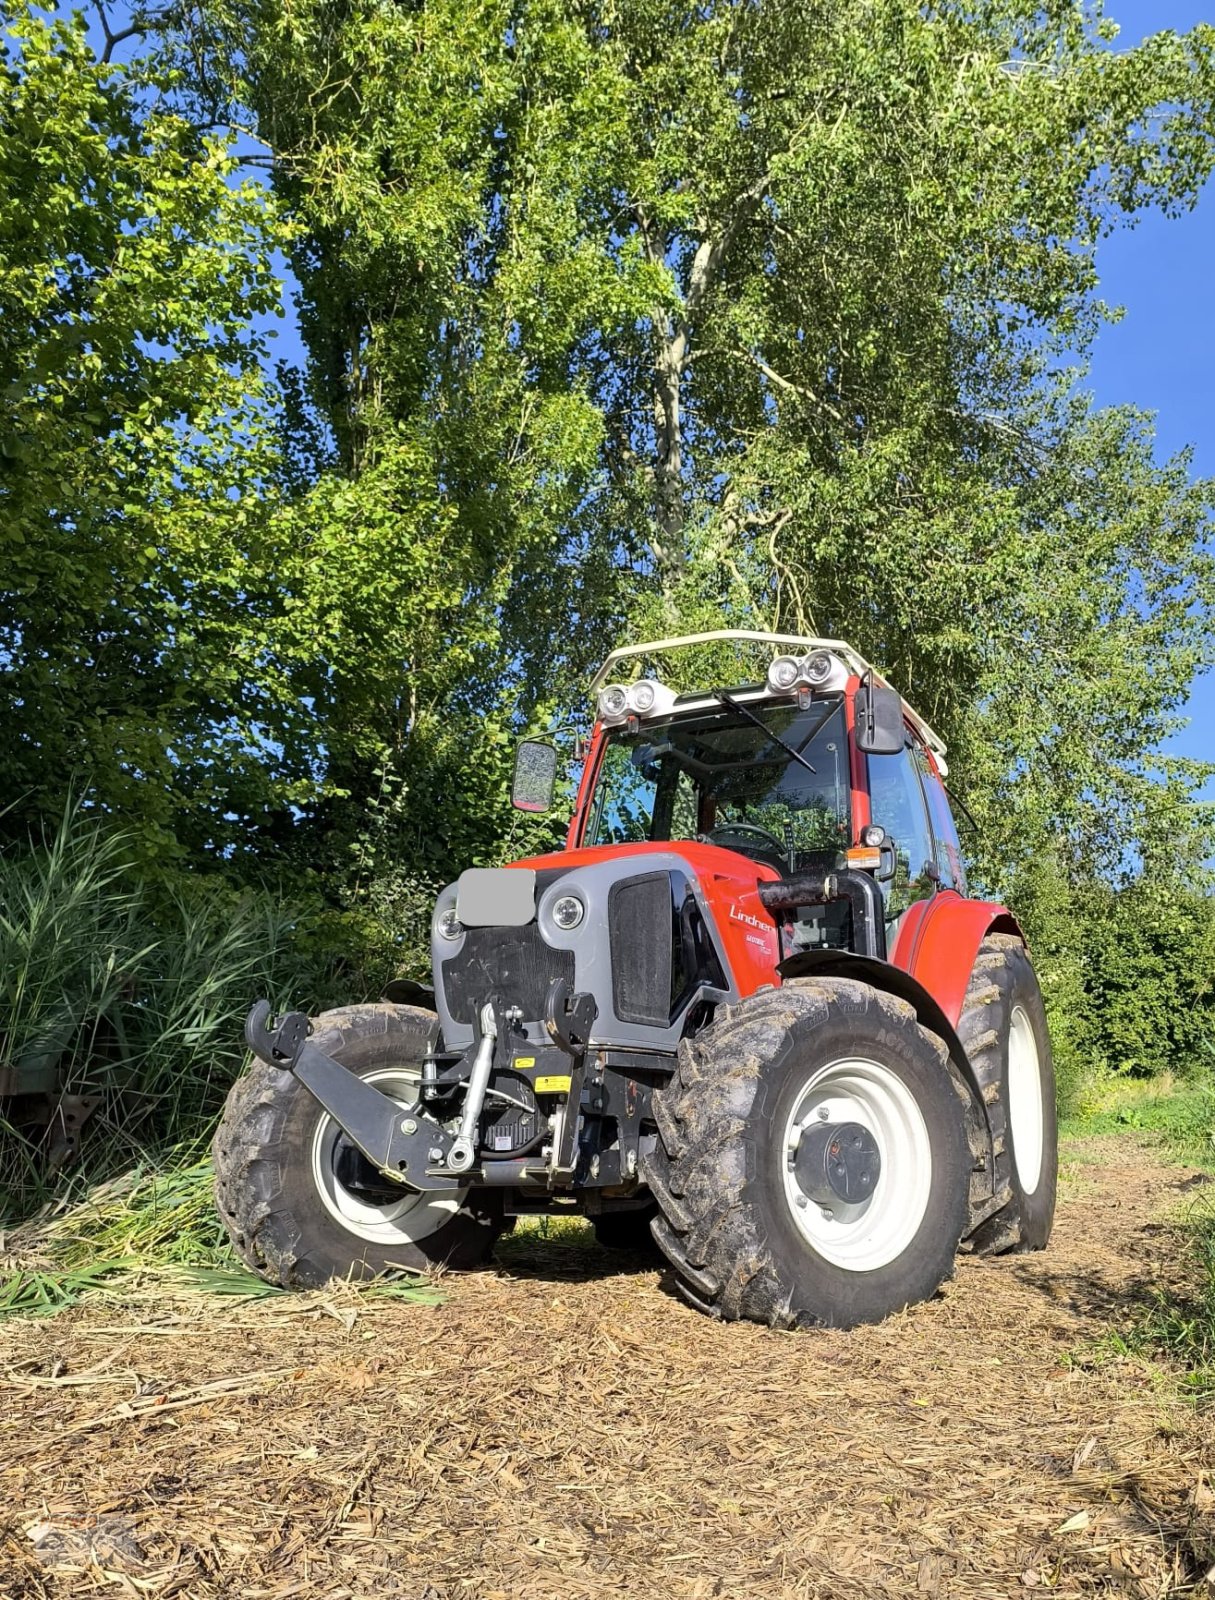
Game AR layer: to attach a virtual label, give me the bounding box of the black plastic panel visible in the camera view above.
[608,873,675,1026]
[670,872,728,1014]
[440,924,574,1026]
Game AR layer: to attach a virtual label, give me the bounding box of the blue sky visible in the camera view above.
[1088,2,1214,782]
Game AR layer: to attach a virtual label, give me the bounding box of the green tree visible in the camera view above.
[0,2,303,862]
[14,1,1215,1029]
[151,0,1215,985]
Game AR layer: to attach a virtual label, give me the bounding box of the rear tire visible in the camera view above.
[958,935,1057,1253]
[641,979,971,1329]
[213,1003,502,1288]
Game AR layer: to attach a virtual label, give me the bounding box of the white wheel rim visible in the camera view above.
[1006,1005,1044,1196]
[781,1057,933,1273]
[310,1067,464,1247]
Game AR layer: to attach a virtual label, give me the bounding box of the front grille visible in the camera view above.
[608,873,674,1026]
[439,924,574,1026]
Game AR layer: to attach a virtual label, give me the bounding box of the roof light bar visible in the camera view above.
[588,629,947,757]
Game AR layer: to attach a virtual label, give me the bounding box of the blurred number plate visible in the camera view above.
[456,868,537,927]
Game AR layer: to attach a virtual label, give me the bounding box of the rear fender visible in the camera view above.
[891,892,1024,1029]
[382,977,436,1010]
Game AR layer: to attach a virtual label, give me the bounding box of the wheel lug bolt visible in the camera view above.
[795,1194,808,1209]
[817,1106,829,1121]
[820,1208,833,1221]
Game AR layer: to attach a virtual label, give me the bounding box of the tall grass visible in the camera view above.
[1062,1072,1215,1170]
[0,808,304,1222]
[1068,1070,1215,1399]
[1,1156,444,1317]
[1106,1202,1215,1404]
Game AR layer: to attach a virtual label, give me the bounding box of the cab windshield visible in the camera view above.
[586,697,851,873]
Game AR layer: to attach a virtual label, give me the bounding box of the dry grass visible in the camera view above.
[0,1136,1212,1599]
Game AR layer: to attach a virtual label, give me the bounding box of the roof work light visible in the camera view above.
[597,679,678,727]
[766,650,849,696]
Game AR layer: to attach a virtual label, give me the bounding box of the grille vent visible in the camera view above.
[608,873,674,1026]
[440,925,573,1026]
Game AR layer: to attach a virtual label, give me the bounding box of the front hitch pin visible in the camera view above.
[446,1002,497,1174]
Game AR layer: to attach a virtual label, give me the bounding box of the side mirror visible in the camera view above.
[856,677,906,756]
[511,740,558,813]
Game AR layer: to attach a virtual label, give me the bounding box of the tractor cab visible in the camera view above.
[514,631,963,964]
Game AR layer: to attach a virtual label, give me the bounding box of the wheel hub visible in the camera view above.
[795,1120,881,1206]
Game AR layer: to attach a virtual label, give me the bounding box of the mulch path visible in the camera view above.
[1,1136,1212,1599]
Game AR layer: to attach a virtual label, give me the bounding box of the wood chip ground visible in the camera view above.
[1,1136,1212,1599]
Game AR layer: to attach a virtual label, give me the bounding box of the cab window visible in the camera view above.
[915,748,967,894]
[866,739,937,917]
[586,699,851,873]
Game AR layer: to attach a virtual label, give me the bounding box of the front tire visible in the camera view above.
[213,1003,502,1288]
[958,935,1057,1253]
[641,979,971,1329]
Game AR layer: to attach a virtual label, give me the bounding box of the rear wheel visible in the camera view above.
[641,978,971,1328]
[958,935,1057,1253]
[213,1003,502,1288]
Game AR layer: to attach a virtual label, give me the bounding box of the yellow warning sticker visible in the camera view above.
[514,1056,536,1070]
[535,1074,572,1094]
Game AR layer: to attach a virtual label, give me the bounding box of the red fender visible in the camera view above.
[891,891,1024,1029]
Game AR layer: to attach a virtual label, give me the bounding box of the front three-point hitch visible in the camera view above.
[244,1001,456,1191]
[242,982,602,1195]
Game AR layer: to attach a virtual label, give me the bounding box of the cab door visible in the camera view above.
[864,730,939,950]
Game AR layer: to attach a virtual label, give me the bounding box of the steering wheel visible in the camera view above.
[702,821,787,858]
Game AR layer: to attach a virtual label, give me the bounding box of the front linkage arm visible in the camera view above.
[243,1001,456,1192]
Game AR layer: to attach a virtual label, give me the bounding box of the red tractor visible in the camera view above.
[214,632,1056,1328]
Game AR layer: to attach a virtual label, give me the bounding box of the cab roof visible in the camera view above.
[590,629,947,758]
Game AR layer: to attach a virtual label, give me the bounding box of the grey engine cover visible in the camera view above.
[430,855,737,1052]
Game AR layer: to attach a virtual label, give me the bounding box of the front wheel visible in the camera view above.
[641,978,971,1328]
[213,1003,502,1288]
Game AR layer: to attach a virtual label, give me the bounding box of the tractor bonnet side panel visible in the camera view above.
[891,891,1024,1027]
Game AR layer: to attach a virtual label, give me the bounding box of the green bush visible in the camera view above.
[1013,862,1215,1111]
[0,808,365,1222]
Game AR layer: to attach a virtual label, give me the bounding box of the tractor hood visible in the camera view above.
[430,843,781,1053]
[513,836,783,884]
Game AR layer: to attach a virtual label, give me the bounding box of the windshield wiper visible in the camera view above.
[712,691,817,776]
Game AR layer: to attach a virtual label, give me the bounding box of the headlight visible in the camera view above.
[436,907,463,941]
[628,680,657,714]
[552,894,585,930]
[767,655,802,692]
[598,684,628,721]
